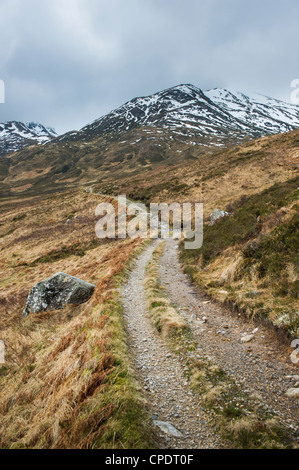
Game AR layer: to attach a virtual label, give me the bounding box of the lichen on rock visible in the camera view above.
[22,272,96,317]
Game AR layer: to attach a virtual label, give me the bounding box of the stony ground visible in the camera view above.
[122,240,299,448]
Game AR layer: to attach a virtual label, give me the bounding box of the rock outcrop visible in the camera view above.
[22,272,95,317]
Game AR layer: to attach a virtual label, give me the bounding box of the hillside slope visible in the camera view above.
[0,189,156,449]
[106,129,299,338]
[180,177,299,338]
[0,128,298,448]
[1,85,299,198]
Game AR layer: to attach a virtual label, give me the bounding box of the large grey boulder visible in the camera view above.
[210,209,229,226]
[22,272,96,317]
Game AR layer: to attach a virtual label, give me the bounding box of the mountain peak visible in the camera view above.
[2,84,299,157]
[167,83,201,93]
[57,84,299,147]
[0,121,57,157]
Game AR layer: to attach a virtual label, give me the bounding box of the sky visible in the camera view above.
[0,0,299,134]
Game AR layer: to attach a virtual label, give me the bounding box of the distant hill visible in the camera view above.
[0,121,57,157]
[57,84,299,147]
[1,84,299,197]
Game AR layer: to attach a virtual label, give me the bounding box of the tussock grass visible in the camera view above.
[180,349,297,449]
[0,189,156,449]
[143,243,189,339]
[180,177,299,338]
[225,417,288,449]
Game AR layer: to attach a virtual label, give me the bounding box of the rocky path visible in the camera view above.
[122,240,298,448]
[159,240,299,432]
[122,242,223,449]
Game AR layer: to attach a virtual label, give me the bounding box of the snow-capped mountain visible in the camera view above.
[205,88,299,135]
[0,121,57,157]
[58,84,299,147]
[2,84,299,197]
[2,84,299,158]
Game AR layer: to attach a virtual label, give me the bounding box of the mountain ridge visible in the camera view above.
[1,84,299,158]
[1,83,299,197]
[0,121,57,157]
[55,83,299,147]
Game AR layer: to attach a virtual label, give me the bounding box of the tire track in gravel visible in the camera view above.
[159,240,299,434]
[122,241,224,449]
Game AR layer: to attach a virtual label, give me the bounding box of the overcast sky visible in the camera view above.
[0,0,299,134]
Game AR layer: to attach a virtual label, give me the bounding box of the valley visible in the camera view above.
[0,84,298,449]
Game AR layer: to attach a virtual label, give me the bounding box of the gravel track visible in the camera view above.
[122,240,298,448]
[122,242,223,449]
[159,240,299,432]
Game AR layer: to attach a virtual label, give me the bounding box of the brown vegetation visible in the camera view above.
[0,189,154,449]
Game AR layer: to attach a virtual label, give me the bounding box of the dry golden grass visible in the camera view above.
[202,385,227,405]
[0,189,155,449]
[186,196,298,337]
[141,242,296,449]
[116,128,299,216]
[0,128,298,448]
[143,243,189,339]
[225,417,288,449]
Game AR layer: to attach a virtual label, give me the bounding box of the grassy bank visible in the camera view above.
[143,242,190,339]
[0,189,156,449]
[180,177,299,338]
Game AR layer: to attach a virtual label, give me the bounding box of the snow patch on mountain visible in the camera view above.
[206,88,299,132]
[0,121,57,157]
[57,84,299,147]
[3,84,299,156]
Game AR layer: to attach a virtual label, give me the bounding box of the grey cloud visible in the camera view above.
[0,0,298,134]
